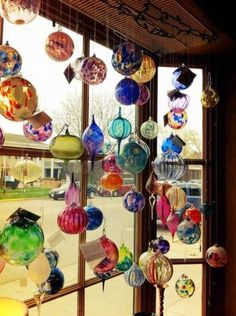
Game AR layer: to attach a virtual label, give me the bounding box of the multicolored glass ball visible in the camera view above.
[172,65,196,90]
[131,54,156,83]
[176,219,201,245]
[168,90,190,113]
[123,188,145,213]
[84,204,103,231]
[78,55,107,85]
[175,274,195,298]
[23,121,53,142]
[45,30,74,62]
[116,243,133,272]
[135,83,150,106]
[0,76,38,121]
[205,244,228,268]
[183,206,201,224]
[0,43,22,77]
[167,110,187,129]
[111,41,143,76]
[0,0,41,24]
[115,77,140,105]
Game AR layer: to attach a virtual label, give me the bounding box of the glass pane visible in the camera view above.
[0,156,80,300]
[85,275,133,315]
[156,264,202,316]
[30,292,78,316]
[157,67,203,159]
[156,165,203,259]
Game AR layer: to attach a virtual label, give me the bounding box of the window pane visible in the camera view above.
[156,264,202,316]
[85,275,133,315]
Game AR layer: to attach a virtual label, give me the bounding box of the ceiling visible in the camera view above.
[49,0,236,55]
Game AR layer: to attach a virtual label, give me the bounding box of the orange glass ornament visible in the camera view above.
[131,54,156,83]
[183,206,201,224]
[100,172,123,192]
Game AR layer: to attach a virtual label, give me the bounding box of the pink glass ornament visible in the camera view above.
[166,211,179,241]
[65,173,80,206]
[0,126,5,147]
[135,83,150,106]
[93,235,119,273]
[23,121,53,142]
[102,153,122,174]
[57,202,88,234]
[168,90,190,113]
[78,55,107,85]
[205,244,228,268]
[156,195,171,228]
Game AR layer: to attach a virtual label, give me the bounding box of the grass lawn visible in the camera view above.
[0,187,51,200]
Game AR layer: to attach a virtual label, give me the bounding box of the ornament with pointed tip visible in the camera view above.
[124,262,145,287]
[65,173,80,206]
[116,243,133,272]
[140,117,159,139]
[166,211,179,241]
[205,244,228,268]
[108,107,132,154]
[175,274,195,298]
[145,171,159,220]
[82,115,104,171]
[156,195,171,228]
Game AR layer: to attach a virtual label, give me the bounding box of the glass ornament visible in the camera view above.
[0,257,6,273]
[64,173,80,206]
[176,219,201,245]
[93,235,119,274]
[0,210,44,265]
[152,150,186,181]
[172,65,196,90]
[135,83,150,106]
[166,185,187,210]
[84,204,103,231]
[151,236,170,254]
[0,0,41,24]
[0,126,5,147]
[82,115,104,170]
[166,211,179,241]
[145,170,159,220]
[205,244,228,268]
[44,248,59,269]
[42,267,64,295]
[124,262,145,287]
[108,107,132,154]
[138,247,153,277]
[130,54,156,83]
[100,172,123,192]
[23,121,53,142]
[116,243,133,272]
[161,134,183,154]
[167,110,187,129]
[111,41,143,76]
[57,202,88,234]
[0,76,38,121]
[156,195,171,228]
[45,30,74,62]
[140,117,159,139]
[201,72,219,108]
[123,187,145,213]
[145,251,173,288]
[10,159,42,184]
[102,153,122,174]
[28,252,51,286]
[0,42,22,77]
[78,55,107,85]
[115,77,140,105]
[168,90,190,113]
[116,136,148,174]
[183,206,201,224]
[175,274,195,298]
[49,126,84,161]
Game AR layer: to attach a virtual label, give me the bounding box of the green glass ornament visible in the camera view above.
[116,243,133,272]
[175,274,195,298]
[140,117,159,139]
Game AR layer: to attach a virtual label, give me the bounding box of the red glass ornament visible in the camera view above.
[183,206,201,224]
[100,172,123,192]
[57,202,88,234]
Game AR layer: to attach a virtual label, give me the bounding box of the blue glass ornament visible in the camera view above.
[123,188,145,213]
[84,204,103,231]
[44,248,59,269]
[167,110,187,130]
[111,41,143,76]
[115,77,140,105]
[42,267,64,295]
[23,121,53,143]
[108,107,132,154]
[124,262,145,287]
[172,65,196,90]
[0,42,22,77]
[161,134,182,154]
[82,115,104,170]
[176,219,201,244]
[151,236,170,254]
[116,243,133,272]
[116,137,148,174]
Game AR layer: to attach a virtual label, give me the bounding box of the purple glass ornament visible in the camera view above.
[65,173,80,206]
[102,153,122,174]
[135,83,150,106]
[23,121,53,142]
[0,126,5,147]
[78,55,107,85]
[115,77,140,105]
[82,115,104,170]
[168,90,190,113]
[123,188,145,213]
[151,236,170,254]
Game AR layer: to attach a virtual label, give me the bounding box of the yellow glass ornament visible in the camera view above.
[131,54,156,83]
[201,72,219,108]
[10,159,42,184]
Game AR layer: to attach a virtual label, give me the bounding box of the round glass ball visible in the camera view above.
[0,43,22,77]
[115,77,140,105]
[45,31,74,62]
[23,121,53,142]
[205,244,228,268]
[167,110,187,129]
[78,55,107,85]
[131,54,156,83]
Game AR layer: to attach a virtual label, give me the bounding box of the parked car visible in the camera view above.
[49,182,97,200]
[97,184,134,197]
